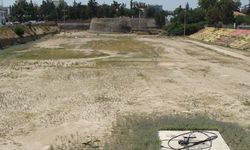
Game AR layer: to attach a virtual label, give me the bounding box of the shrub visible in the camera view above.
[154,11,166,28]
[164,23,184,36]
[164,23,204,36]
[235,16,250,25]
[105,115,250,150]
[14,25,25,37]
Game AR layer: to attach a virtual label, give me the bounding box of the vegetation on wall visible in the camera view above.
[14,25,25,37]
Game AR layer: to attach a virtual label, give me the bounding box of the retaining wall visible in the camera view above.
[58,23,90,30]
[0,25,59,49]
[89,17,157,33]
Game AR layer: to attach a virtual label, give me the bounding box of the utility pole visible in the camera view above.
[184,3,187,37]
[63,0,66,24]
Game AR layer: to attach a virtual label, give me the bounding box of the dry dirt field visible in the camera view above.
[0,31,250,149]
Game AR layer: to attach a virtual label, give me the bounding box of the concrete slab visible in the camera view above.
[158,130,230,150]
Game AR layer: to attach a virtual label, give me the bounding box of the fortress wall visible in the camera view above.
[90,17,156,33]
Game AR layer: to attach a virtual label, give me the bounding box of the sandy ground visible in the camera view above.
[0,32,250,149]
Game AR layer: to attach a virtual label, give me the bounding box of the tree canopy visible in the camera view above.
[9,0,166,25]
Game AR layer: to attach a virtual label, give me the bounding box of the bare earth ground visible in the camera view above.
[0,32,250,149]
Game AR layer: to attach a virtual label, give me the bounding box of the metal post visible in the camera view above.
[184,4,187,37]
[63,0,66,24]
[139,10,141,31]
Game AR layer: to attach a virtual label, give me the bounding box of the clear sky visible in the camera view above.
[2,0,250,10]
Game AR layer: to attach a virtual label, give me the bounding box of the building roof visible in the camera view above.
[233,11,247,17]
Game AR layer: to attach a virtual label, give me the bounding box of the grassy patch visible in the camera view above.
[137,72,148,80]
[243,101,250,107]
[104,115,250,150]
[83,37,158,56]
[50,133,101,150]
[0,47,108,60]
[16,48,108,60]
[94,95,121,103]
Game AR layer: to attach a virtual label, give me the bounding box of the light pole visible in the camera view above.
[184,2,187,37]
[63,0,66,24]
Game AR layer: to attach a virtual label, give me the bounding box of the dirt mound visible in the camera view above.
[190,27,250,50]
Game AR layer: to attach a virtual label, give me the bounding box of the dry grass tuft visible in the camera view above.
[16,48,108,60]
[83,37,156,53]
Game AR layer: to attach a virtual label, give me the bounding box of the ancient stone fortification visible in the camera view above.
[58,23,90,30]
[90,17,157,33]
[0,25,59,48]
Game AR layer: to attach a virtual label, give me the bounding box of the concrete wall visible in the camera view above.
[0,9,6,25]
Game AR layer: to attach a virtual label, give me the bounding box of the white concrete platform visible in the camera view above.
[158,130,230,150]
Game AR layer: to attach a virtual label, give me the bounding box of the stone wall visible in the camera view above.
[58,23,90,30]
[130,18,156,30]
[0,25,59,49]
[89,17,157,33]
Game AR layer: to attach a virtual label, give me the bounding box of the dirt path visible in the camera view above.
[185,39,250,62]
[0,32,249,150]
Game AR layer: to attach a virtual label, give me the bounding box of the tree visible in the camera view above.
[199,0,234,25]
[248,0,250,15]
[26,0,38,20]
[56,2,65,21]
[39,0,57,21]
[186,3,190,10]
[68,1,78,20]
[187,8,206,24]
[117,4,127,16]
[9,0,165,22]
[171,7,206,24]
[155,11,166,27]
[10,0,30,22]
[99,4,112,18]
[198,0,217,10]
[130,0,133,9]
[233,0,241,11]
[145,6,156,18]
[206,6,221,25]
[218,0,234,24]
[87,0,98,18]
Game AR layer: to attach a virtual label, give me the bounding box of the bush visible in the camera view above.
[154,11,166,28]
[235,16,250,25]
[14,25,25,37]
[164,23,204,36]
[163,23,184,36]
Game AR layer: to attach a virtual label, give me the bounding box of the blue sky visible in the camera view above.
[2,0,250,10]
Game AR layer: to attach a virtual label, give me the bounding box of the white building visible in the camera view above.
[0,6,6,25]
